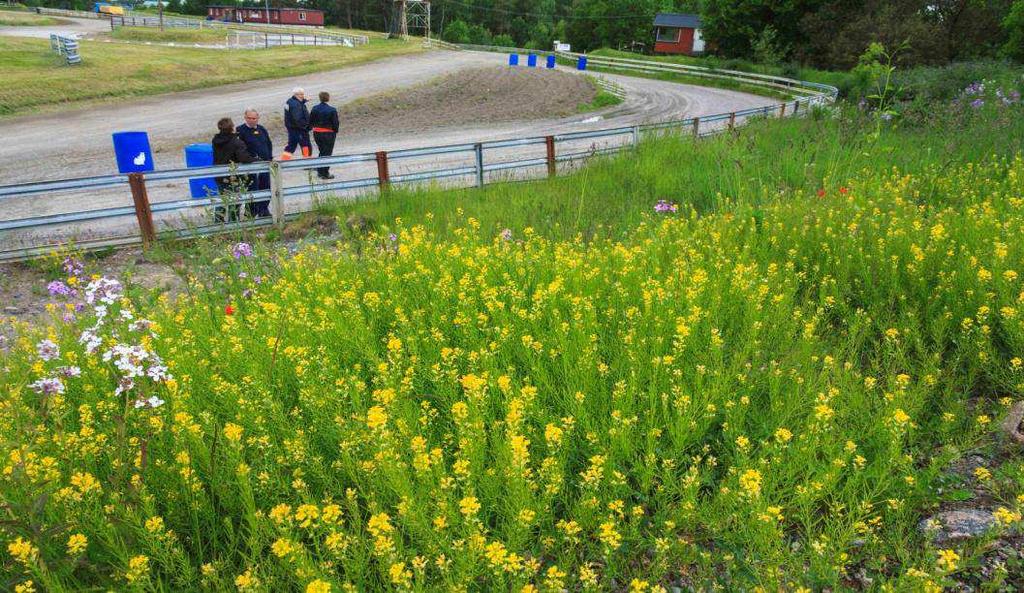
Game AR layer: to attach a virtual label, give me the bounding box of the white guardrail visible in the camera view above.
[108,15,362,48]
[0,49,837,262]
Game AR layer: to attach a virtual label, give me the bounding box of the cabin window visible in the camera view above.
[298,12,306,20]
[656,27,680,43]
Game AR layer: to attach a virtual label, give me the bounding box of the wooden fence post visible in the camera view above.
[376,151,390,193]
[692,117,700,138]
[269,161,284,229]
[779,103,787,118]
[728,112,736,131]
[794,100,800,114]
[631,125,641,147]
[128,173,156,248]
[545,136,557,178]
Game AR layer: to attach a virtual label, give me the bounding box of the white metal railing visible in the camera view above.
[555,51,837,99]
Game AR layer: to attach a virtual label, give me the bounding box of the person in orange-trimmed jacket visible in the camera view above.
[309,91,339,180]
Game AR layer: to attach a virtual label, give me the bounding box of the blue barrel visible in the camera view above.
[577,56,588,71]
[508,54,519,66]
[546,55,556,69]
[111,131,154,174]
[184,143,218,199]
[527,54,537,67]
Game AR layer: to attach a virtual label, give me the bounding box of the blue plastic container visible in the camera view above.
[112,131,155,174]
[508,54,519,66]
[577,56,588,71]
[527,54,537,67]
[184,143,218,199]
[546,55,556,69]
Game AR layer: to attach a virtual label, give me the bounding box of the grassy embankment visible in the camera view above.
[0,35,422,117]
[0,9,67,26]
[577,75,624,113]
[1,69,1023,592]
[108,26,237,44]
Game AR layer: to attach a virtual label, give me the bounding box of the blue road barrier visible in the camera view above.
[184,143,218,199]
[527,54,537,67]
[508,54,519,66]
[111,131,154,174]
[546,55,556,69]
[577,56,588,71]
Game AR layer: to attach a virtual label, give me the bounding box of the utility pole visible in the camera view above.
[158,0,163,31]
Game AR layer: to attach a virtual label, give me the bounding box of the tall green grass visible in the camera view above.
[1,76,1023,593]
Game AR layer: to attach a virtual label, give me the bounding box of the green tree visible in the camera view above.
[1005,0,1024,60]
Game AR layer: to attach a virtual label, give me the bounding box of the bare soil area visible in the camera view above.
[335,66,597,135]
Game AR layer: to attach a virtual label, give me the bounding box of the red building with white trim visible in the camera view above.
[206,5,324,26]
[653,13,705,55]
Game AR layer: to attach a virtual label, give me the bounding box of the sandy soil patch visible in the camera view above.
[332,66,597,135]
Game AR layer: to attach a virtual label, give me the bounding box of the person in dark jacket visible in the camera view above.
[309,91,340,180]
[282,87,311,160]
[236,107,272,218]
[212,117,255,222]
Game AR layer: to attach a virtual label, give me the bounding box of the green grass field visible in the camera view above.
[109,26,237,44]
[0,10,66,26]
[2,67,1024,592]
[0,36,422,117]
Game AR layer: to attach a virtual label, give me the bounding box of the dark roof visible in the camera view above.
[654,12,701,29]
[207,5,322,12]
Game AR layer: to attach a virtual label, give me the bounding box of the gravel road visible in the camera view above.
[0,49,778,248]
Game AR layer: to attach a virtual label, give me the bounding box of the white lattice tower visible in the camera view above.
[395,0,430,39]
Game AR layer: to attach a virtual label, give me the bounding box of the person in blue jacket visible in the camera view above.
[309,91,340,180]
[236,107,273,218]
[282,87,311,160]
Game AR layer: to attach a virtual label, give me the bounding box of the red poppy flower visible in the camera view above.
[225,304,235,316]
[817,188,826,198]
[839,187,849,194]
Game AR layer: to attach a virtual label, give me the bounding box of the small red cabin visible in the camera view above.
[653,13,705,55]
[206,5,324,26]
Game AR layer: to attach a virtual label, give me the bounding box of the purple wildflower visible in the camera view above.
[970,98,985,109]
[29,377,64,396]
[58,366,82,378]
[388,233,398,243]
[232,242,253,259]
[36,339,60,362]
[47,280,75,297]
[500,228,513,242]
[63,256,84,278]
[85,277,123,305]
[654,200,679,213]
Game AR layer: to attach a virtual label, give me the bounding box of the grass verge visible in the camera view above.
[108,26,237,44]
[0,10,66,26]
[577,75,624,113]
[0,36,423,117]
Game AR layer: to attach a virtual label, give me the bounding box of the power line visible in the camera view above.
[439,0,658,21]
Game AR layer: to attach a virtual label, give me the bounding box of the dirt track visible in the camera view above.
[0,49,778,246]
[0,50,773,185]
[338,67,597,133]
